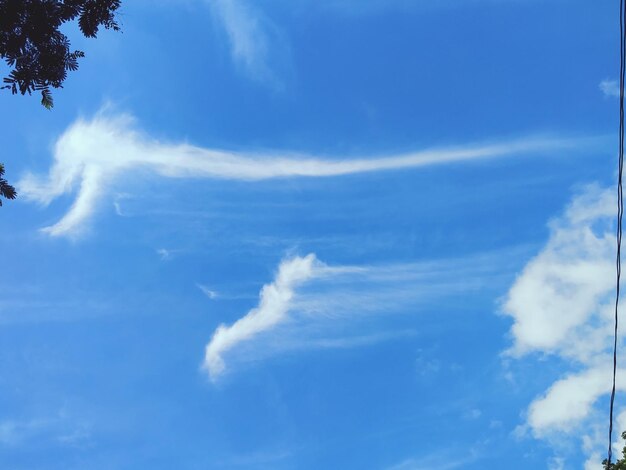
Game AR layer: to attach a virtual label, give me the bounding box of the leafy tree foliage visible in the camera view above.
[0,1,121,207]
[604,432,626,470]
[0,164,16,206]
[0,0,121,109]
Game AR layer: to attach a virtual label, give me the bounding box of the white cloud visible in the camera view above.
[0,420,44,446]
[384,450,479,470]
[526,366,626,437]
[204,0,549,85]
[274,330,418,353]
[463,408,482,420]
[19,110,587,238]
[207,0,284,86]
[203,249,517,379]
[503,185,615,361]
[548,456,565,470]
[585,456,603,470]
[600,79,620,98]
[197,283,218,299]
[113,200,124,216]
[502,184,626,464]
[156,248,172,260]
[0,413,90,447]
[113,193,131,217]
[203,254,321,378]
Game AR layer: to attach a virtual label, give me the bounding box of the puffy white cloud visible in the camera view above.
[20,110,584,238]
[527,366,626,437]
[503,185,615,360]
[502,184,626,464]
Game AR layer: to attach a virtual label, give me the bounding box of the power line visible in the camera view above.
[607,0,626,465]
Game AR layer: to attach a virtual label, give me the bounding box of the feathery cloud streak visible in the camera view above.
[204,0,533,85]
[20,111,588,237]
[207,0,284,86]
[204,249,524,379]
[204,254,321,378]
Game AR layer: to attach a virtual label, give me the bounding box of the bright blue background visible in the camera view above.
[0,1,618,468]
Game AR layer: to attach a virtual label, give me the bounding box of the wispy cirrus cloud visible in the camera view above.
[156,248,174,260]
[0,412,91,448]
[502,184,626,466]
[600,79,620,98]
[207,0,287,87]
[204,0,540,86]
[203,254,322,378]
[19,110,591,238]
[203,249,522,380]
[384,447,480,470]
[197,284,219,299]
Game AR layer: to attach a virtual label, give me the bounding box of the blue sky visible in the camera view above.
[0,0,623,469]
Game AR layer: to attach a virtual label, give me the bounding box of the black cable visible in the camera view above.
[608,0,626,465]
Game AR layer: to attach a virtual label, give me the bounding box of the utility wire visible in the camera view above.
[608,0,626,465]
